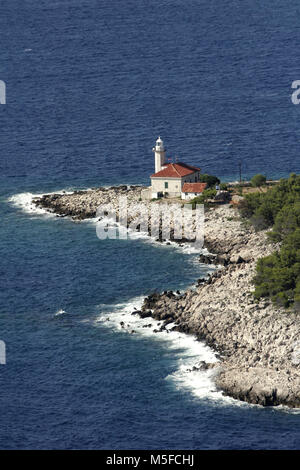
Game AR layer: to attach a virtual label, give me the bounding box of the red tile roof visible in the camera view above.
[182,182,207,193]
[151,162,201,178]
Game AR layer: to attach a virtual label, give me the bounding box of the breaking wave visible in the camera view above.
[92,296,248,407]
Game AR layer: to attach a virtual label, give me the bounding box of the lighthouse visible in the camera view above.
[150,135,202,199]
[152,136,166,174]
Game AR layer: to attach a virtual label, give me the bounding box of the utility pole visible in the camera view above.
[239,161,242,183]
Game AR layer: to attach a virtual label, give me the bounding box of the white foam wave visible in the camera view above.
[54,309,67,316]
[9,192,53,216]
[95,297,300,411]
[8,190,74,217]
[92,296,248,406]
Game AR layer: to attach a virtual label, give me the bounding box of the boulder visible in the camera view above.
[230,254,245,264]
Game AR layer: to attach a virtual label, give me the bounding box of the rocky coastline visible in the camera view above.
[137,207,300,408]
[33,187,300,408]
[33,185,145,220]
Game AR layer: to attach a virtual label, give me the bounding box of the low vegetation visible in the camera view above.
[190,188,217,205]
[250,173,267,188]
[198,174,220,188]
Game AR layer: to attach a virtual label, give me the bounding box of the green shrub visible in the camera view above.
[190,188,217,207]
[251,174,267,187]
[198,174,220,188]
[244,174,300,309]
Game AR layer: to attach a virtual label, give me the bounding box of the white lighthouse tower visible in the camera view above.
[152,136,166,174]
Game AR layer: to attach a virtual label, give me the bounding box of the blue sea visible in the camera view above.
[0,0,299,450]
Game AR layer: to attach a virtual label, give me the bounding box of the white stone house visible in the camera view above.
[181,182,208,200]
[150,137,201,198]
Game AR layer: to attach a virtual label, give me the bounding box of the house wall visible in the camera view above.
[151,177,182,197]
[151,171,201,198]
[182,192,201,200]
[182,171,201,184]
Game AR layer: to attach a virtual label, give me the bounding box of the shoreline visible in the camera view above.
[30,186,300,408]
[32,185,146,220]
[138,209,300,408]
[95,294,225,404]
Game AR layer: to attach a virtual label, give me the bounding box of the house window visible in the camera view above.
[165,182,168,189]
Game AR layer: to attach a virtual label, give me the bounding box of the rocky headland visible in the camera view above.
[33,185,145,220]
[33,187,300,408]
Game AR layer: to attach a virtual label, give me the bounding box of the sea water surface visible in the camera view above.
[0,0,299,449]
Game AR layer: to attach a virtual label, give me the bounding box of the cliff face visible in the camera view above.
[140,206,300,407]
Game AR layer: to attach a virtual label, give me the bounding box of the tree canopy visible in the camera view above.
[198,174,220,188]
[250,173,267,187]
[239,174,300,309]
